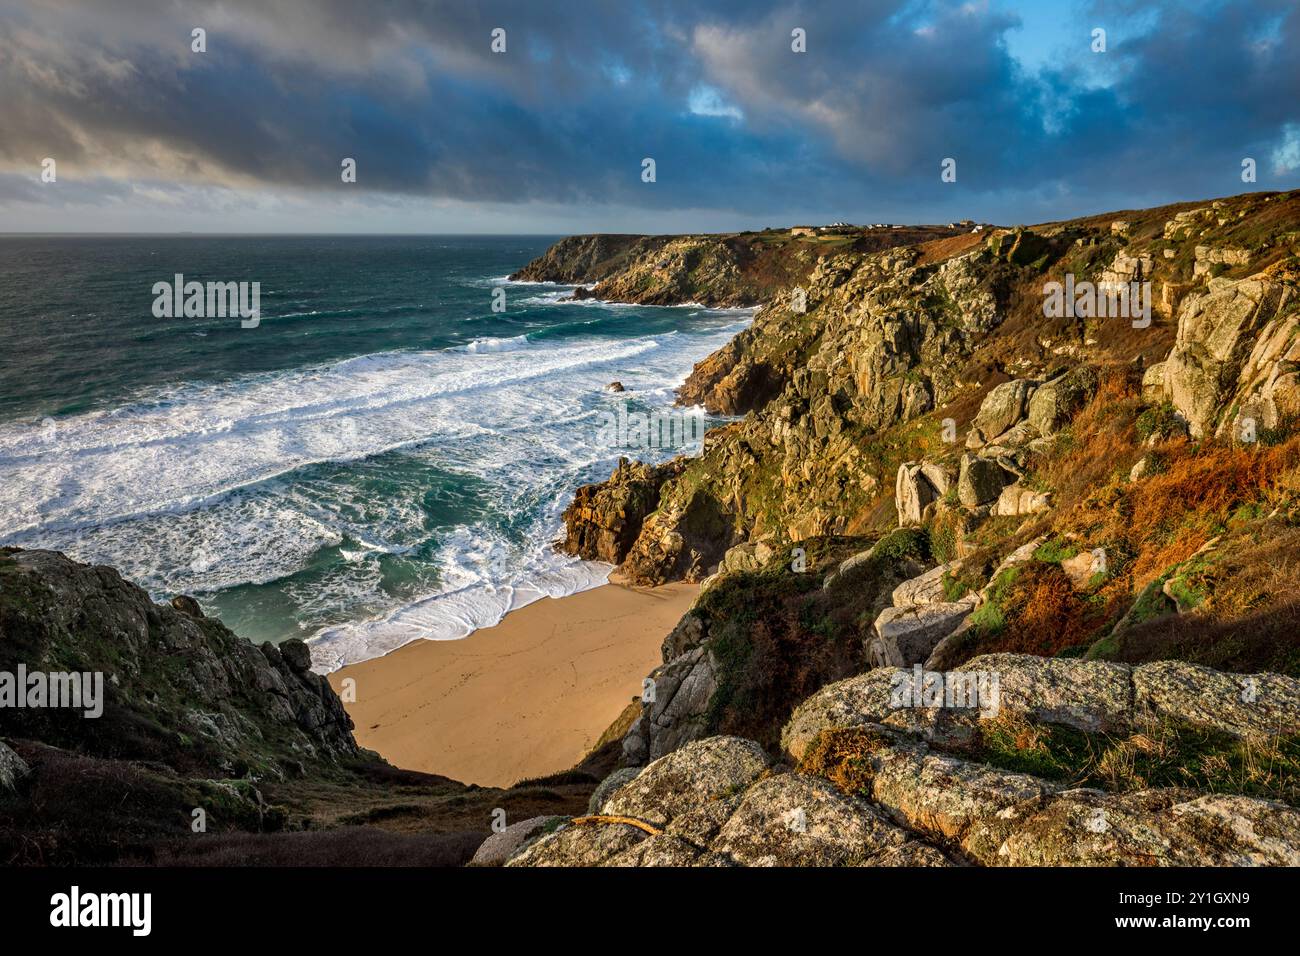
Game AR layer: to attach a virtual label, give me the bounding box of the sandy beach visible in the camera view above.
[327,580,699,788]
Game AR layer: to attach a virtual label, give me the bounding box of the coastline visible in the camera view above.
[327,577,698,788]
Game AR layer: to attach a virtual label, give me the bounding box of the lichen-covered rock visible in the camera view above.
[602,833,733,867]
[957,454,1013,507]
[621,644,718,765]
[971,654,1133,733]
[0,740,31,794]
[0,548,358,772]
[605,736,770,826]
[587,767,642,814]
[507,820,647,867]
[710,773,950,867]
[782,669,904,762]
[891,560,962,607]
[470,815,567,867]
[868,599,976,667]
[1133,660,1300,739]
[991,790,1300,867]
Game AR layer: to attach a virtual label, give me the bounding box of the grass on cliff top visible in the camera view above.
[800,718,1300,809]
[975,715,1300,808]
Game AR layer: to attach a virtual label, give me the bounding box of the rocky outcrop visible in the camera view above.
[0,548,358,771]
[868,599,978,667]
[509,234,647,284]
[1026,367,1097,436]
[967,380,1037,447]
[0,550,628,867]
[498,654,1300,867]
[991,482,1052,517]
[551,226,1028,584]
[559,458,685,565]
[1145,270,1298,437]
[895,461,951,525]
[588,767,641,814]
[784,654,1300,762]
[957,454,1013,508]
[468,815,566,867]
[618,477,743,585]
[621,632,720,765]
[1194,245,1253,278]
[891,560,960,606]
[521,192,1300,868]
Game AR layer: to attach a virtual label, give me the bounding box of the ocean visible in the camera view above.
[0,236,749,671]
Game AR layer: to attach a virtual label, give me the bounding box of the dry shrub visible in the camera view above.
[1199,525,1300,619]
[1038,367,1145,508]
[797,727,890,796]
[981,563,1105,656]
[1129,440,1299,536]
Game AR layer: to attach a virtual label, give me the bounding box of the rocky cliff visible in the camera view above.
[7,192,1300,868]
[498,191,1300,866]
[558,194,1299,592]
[506,655,1300,866]
[0,548,613,865]
[511,224,968,308]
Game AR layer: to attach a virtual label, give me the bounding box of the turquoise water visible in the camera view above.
[0,236,749,669]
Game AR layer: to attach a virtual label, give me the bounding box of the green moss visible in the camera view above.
[967,718,1300,807]
[1033,537,1081,564]
[976,719,1096,780]
[869,527,931,563]
[1136,402,1182,442]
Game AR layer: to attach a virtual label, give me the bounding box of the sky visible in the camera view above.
[0,0,1297,234]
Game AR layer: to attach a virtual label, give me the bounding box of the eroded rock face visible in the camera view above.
[605,736,769,826]
[958,454,1013,507]
[0,548,358,773]
[559,458,685,566]
[1148,275,1294,437]
[867,600,977,667]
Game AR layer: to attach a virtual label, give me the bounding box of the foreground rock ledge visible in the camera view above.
[495,655,1300,867]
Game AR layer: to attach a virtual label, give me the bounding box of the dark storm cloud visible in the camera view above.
[0,0,1296,225]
